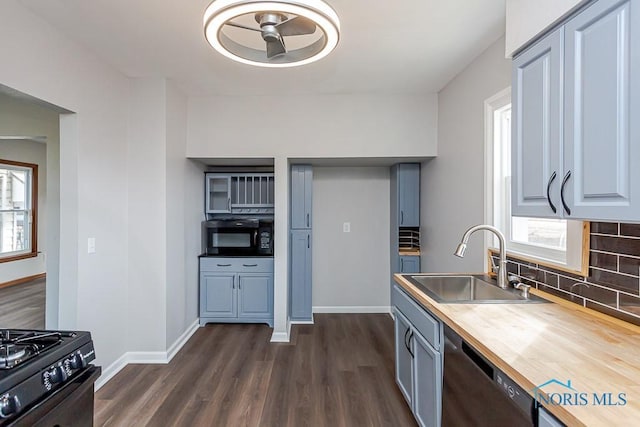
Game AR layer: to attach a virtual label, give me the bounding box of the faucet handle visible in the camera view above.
[511,280,532,298]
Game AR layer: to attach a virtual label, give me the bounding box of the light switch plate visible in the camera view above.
[343,222,351,233]
[88,237,96,254]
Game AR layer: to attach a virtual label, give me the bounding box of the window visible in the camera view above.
[484,90,586,273]
[0,160,37,262]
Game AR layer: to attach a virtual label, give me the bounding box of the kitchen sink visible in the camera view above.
[405,274,549,304]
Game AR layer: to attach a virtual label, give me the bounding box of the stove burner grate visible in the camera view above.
[0,330,66,370]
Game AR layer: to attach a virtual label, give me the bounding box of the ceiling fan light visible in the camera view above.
[203,0,340,67]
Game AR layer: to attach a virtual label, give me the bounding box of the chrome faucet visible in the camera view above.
[454,224,508,289]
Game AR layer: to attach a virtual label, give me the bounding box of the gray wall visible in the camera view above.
[312,167,390,310]
[421,36,511,273]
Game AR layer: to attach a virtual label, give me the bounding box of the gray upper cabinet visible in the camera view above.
[397,164,420,227]
[206,173,275,215]
[512,28,563,218]
[290,165,313,229]
[206,175,232,213]
[563,0,640,221]
[512,0,640,221]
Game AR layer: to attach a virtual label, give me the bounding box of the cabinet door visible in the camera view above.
[206,175,232,213]
[291,165,313,229]
[394,310,413,408]
[563,0,640,221]
[398,164,420,227]
[200,273,236,317]
[511,28,563,218]
[412,330,442,427]
[538,407,564,427]
[399,256,420,274]
[290,230,312,320]
[238,274,273,319]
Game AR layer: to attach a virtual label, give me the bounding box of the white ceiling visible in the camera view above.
[19,0,505,96]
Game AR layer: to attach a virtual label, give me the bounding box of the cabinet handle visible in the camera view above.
[306,213,310,228]
[228,197,231,211]
[408,331,415,359]
[401,258,404,272]
[401,211,404,225]
[560,170,571,216]
[217,263,232,267]
[546,171,557,214]
[232,278,235,289]
[243,264,258,267]
[404,327,411,352]
[307,234,310,248]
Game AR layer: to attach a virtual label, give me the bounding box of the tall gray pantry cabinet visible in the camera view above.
[390,163,421,302]
[289,165,313,322]
[512,0,640,221]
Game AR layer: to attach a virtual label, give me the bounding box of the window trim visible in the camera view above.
[0,159,38,263]
[483,89,589,276]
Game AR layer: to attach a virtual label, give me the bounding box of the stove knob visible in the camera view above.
[0,395,21,419]
[48,365,68,384]
[69,352,87,369]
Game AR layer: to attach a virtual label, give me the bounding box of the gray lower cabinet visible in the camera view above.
[399,256,420,274]
[289,229,312,321]
[393,285,443,427]
[538,407,565,427]
[199,257,273,327]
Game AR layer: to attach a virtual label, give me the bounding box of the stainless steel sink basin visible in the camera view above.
[405,274,548,304]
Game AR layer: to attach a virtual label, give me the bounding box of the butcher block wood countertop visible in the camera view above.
[394,273,640,427]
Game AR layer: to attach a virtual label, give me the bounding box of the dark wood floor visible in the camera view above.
[0,279,45,329]
[95,314,416,427]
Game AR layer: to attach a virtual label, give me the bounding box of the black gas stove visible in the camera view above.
[0,329,99,425]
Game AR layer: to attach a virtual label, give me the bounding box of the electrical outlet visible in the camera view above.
[343,222,351,233]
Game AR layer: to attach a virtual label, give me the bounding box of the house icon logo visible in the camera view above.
[531,379,577,408]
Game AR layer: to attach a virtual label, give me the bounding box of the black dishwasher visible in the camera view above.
[442,324,536,427]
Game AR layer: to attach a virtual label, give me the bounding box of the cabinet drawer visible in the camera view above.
[393,284,441,350]
[200,257,274,272]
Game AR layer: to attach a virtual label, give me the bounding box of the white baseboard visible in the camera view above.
[312,306,391,314]
[95,319,200,391]
[167,319,200,362]
[270,320,291,342]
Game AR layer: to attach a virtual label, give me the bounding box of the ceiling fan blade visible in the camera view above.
[266,38,286,58]
[276,16,316,36]
[225,21,261,32]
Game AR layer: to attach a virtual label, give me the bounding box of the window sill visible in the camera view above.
[0,252,38,264]
[487,246,588,277]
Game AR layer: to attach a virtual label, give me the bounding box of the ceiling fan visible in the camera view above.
[225,13,317,59]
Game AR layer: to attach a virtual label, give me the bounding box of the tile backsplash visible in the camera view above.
[493,222,640,326]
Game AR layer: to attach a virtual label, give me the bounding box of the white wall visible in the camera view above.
[421,37,511,274]
[165,80,202,346]
[0,0,130,368]
[312,167,390,311]
[126,78,167,352]
[505,0,585,57]
[187,94,438,158]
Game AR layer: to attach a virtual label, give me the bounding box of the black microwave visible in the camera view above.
[202,219,273,256]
